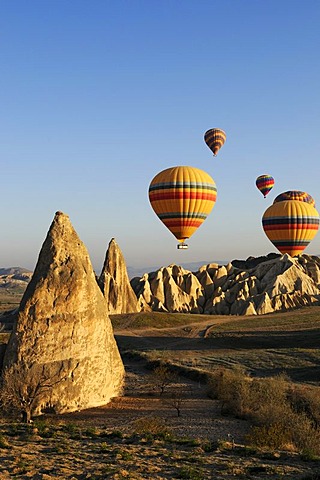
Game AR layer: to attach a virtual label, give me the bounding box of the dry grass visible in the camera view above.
[0,360,319,479]
[0,306,320,477]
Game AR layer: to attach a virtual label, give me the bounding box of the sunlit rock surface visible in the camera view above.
[131,254,320,315]
[3,212,125,415]
[98,238,140,314]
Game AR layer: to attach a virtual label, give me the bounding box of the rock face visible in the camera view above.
[3,212,125,415]
[131,254,320,315]
[98,238,141,314]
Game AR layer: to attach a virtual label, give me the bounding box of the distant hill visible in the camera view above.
[0,268,33,311]
[0,267,32,276]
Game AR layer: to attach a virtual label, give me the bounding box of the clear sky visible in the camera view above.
[1,0,320,273]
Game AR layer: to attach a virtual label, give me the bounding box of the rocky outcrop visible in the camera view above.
[131,254,320,315]
[3,211,125,415]
[98,238,141,314]
[0,270,32,294]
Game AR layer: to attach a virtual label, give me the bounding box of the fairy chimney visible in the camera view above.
[3,211,125,415]
[98,238,140,314]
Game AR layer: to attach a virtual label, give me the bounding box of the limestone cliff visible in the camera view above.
[98,238,140,314]
[131,254,320,315]
[3,211,125,415]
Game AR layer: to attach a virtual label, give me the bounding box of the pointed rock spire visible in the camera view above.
[3,211,124,415]
[98,238,140,314]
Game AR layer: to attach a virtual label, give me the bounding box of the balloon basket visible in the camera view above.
[177,243,188,250]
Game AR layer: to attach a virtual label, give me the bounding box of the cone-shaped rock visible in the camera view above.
[98,238,140,314]
[3,211,125,415]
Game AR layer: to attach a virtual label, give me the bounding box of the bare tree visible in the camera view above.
[151,365,177,396]
[0,362,66,423]
[162,385,191,417]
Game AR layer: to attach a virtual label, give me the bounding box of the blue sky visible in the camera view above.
[1,0,320,273]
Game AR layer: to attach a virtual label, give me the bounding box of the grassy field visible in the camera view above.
[111,306,320,384]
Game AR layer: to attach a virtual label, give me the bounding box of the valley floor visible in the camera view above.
[0,356,319,479]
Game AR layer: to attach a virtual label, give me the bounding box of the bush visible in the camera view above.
[132,416,172,440]
[288,385,320,429]
[246,423,292,450]
[208,366,251,417]
[209,366,320,455]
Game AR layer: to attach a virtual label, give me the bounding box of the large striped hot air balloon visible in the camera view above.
[204,128,226,156]
[149,166,217,249]
[256,174,274,198]
[274,190,315,207]
[262,192,319,257]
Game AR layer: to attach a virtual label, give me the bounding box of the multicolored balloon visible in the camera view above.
[274,190,315,207]
[256,174,274,198]
[149,166,217,248]
[262,193,319,257]
[204,128,226,156]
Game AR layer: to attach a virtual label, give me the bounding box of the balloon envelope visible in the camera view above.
[256,174,274,198]
[149,166,217,243]
[204,128,226,156]
[274,190,315,207]
[262,199,319,256]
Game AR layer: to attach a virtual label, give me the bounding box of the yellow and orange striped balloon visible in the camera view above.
[149,166,217,244]
[204,128,226,156]
[262,194,319,257]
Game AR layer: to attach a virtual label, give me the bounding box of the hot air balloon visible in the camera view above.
[256,174,274,198]
[204,128,226,156]
[262,192,319,257]
[148,166,217,249]
[274,190,315,207]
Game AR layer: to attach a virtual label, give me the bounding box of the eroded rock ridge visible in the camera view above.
[131,253,320,315]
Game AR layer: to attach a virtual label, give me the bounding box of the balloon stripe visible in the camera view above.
[149,183,217,191]
[264,225,319,231]
[149,192,217,202]
[163,220,203,228]
[272,241,310,246]
[263,218,319,226]
[159,212,208,219]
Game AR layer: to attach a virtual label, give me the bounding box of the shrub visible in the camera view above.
[288,385,320,429]
[178,465,205,480]
[132,416,172,439]
[208,366,251,417]
[246,423,292,450]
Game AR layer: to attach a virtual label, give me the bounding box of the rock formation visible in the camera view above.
[3,211,125,416]
[131,254,320,315]
[0,269,32,294]
[98,238,141,314]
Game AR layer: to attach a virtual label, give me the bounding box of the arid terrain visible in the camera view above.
[1,307,320,478]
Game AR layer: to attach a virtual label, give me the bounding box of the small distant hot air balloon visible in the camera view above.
[148,166,217,249]
[262,191,319,257]
[204,128,226,156]
[256,174,274,198]
[274,190,315,207]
